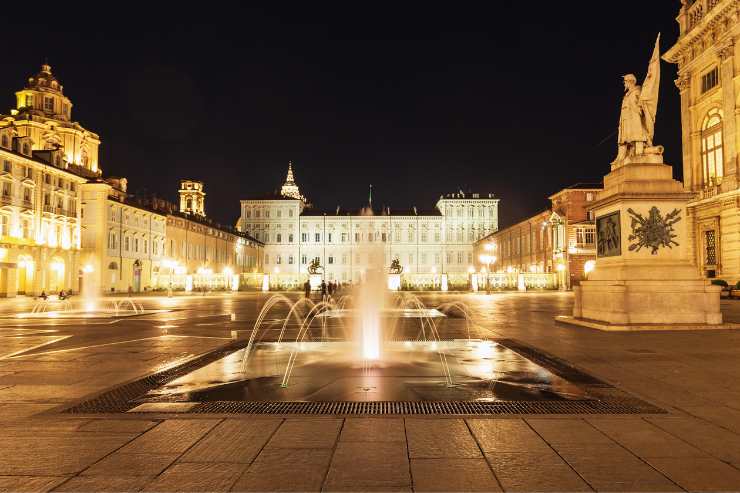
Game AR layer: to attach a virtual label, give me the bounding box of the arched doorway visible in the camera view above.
[16,255,34,295]
[48,257,65,292]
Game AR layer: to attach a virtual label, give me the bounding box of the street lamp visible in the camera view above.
[478,254,497,293]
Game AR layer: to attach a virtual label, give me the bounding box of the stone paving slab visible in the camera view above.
[179,418,281,463]
[340,417,405,442]
[467,418,553,454]
[51,476,152,493]
[0,434,137,476]
[81,452,179,477]
[646,456,740,492]
[324,441,410,491]
[486,452,591,492]
[587,417,707,458]
[118,419,219,455]
[406,419,482,459]
[141,462,246,492]
[231,448,333,492]
[411,458,501,492]
[0,476,68,493]
[76,418,159,434]
[264,418,342,449]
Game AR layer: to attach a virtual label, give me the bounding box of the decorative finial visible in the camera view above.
[369,184,373,208]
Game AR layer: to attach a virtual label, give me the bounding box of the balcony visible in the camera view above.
[685,0,723,33]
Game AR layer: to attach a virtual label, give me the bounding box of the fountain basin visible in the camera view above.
[141,340,591,403]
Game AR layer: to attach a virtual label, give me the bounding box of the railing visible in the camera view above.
[42,204,55,214]
[686,0,723,32]
[700,185,720,199]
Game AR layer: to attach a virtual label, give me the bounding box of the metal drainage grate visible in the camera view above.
[187,399,666,416]
[63,338,667,416]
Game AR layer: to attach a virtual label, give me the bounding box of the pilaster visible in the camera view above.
[718,38,738,179]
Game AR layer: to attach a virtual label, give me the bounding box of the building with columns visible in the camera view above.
[0,64,103,297]
[239,164,499,289]
[665,0,740,281]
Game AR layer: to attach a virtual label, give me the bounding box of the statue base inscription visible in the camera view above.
[573,158,722,327]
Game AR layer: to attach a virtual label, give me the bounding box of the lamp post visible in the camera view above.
[479,242,497,294]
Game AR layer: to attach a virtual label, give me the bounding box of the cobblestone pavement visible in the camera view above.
[2,291,740,491]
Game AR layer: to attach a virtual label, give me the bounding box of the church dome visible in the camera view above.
[26,63,64,94]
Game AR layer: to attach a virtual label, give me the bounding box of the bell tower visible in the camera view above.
[179,180,206,217]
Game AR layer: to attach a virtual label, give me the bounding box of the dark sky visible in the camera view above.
[1,3,682,228]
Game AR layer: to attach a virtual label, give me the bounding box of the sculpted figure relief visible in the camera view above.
[614,34,662,164]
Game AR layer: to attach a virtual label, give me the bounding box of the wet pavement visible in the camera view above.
[2,291,740,491]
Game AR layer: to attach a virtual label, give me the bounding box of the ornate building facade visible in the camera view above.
[239,164,499,289]
[665,0,740,281]
[0,64,98,297]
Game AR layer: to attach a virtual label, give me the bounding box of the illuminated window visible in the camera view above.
[701,109,724,185]
[701,67,719,94]
[25,95,33,107]
[44,97,53,111]
[705,230,717,265]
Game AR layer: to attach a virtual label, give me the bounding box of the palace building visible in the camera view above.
[0,64,100,297]
[239,164,499,289]
[665,0,740,282]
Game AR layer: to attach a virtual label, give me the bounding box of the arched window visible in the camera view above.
[702,108,724,185]
[1,135,7,148]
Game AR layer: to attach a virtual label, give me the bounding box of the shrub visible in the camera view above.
[711,279,729,288]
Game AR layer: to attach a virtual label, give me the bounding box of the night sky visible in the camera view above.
[1,3,682,228]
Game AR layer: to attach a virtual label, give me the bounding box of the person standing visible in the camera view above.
[304,279,311,299]
[320,280,327,300]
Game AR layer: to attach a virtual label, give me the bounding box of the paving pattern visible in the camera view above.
[1,291,740,491]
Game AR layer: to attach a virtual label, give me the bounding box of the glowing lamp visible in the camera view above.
[584,260,596,275]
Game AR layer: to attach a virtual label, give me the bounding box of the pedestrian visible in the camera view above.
[320,280,327,300]
[328,281,334,297]
[304,279,311,299]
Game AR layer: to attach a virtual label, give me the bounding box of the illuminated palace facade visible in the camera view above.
[665,0,740,282]
[0,64,100,296]
[239,164,499,289]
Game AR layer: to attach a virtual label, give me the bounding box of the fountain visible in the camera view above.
[14,261,168,319]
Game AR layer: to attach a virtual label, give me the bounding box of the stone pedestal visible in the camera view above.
[573,157,722,327]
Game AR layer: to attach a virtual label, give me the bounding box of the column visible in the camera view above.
[675,74,695,190]
[718,39,737,185]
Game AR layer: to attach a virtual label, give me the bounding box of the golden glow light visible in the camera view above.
[584,260,596,274]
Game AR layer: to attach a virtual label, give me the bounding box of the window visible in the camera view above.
[381,233,387,242]
[421,232,427,242]
[328,255,334,265]
[705,230,717,265]
[315,233,321,242]
[125,236,130,251]
[288,255,294,264]
[2,183,10,197]
[328,233,333,243]
[276,255,282,264]
[408,231,414,242]
[134,238,139,252]
[265,210,270,218]
[44,97,54,111]
[301,255,307,264]
[265,254,269,264]
[434,232,440,242]
[355,232,360,242]
[24,95,33,107]
[288,234,293,243]
[701,67,719,94]
[246,210,251,218]
[276,233,282,243]
[586,192,594,201]
[301,233,308,242]
[409,253,414,265]
[144,240,148,254]
[457,252,463,264]
[341,232,347,242]
[701,108,724,185]
[277,210,282,218]
[3,161,10,173]
[0,135,7,148]
[289,209,293,217]
[421,253,427,264]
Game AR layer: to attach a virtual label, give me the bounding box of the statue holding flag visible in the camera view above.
[614,34,662,164]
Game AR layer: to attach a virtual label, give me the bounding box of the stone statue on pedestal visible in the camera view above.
[614,34,662,164]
